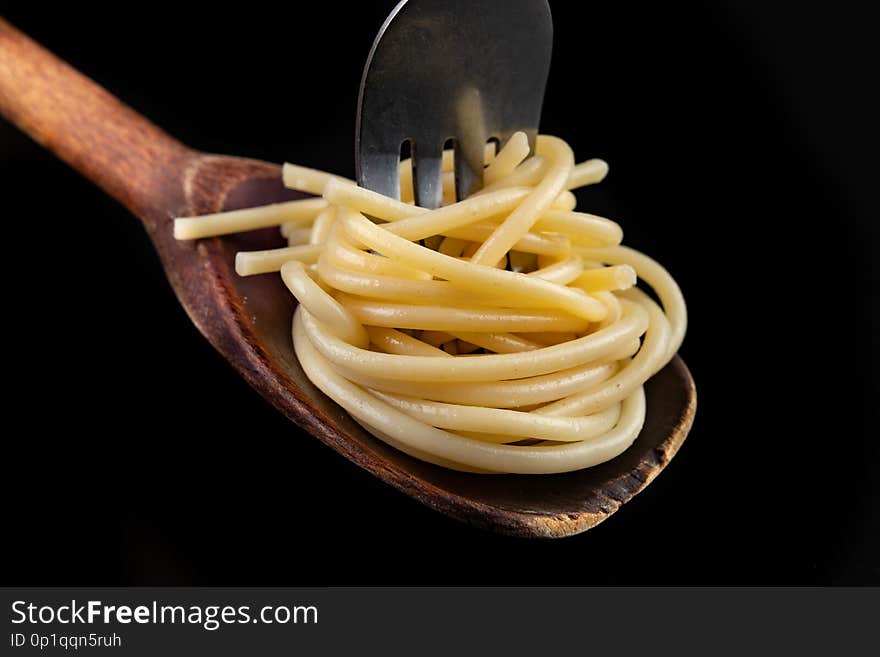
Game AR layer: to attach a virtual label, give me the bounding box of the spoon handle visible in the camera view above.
[0,18,196,225]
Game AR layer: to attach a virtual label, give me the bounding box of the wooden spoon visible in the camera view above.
[0,19,696,538]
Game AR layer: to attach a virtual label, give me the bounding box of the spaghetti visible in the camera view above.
[174,133,686,474]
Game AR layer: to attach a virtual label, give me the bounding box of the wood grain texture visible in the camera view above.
[0,18,696,537]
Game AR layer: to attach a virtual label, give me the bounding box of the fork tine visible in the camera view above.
[358,148,401,201]
[454,138,484,201]
[523,128,538,156]
[412,142,444,209]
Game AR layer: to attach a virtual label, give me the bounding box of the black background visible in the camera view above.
[2,1,876,584]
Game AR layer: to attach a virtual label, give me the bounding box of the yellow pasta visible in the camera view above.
[173,133,687,474]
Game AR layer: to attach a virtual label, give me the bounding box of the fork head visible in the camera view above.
[356,0,553,209]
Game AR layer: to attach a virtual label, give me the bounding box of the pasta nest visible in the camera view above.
[175,133,686,474]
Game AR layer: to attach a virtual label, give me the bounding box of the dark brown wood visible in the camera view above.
[0,18,696,537]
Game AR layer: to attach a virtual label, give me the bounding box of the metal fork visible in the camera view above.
[356,0,553,209]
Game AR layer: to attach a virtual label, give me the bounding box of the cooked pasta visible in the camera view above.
[174,133,686,474]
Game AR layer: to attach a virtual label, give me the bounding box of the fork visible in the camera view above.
[356,0,553,209]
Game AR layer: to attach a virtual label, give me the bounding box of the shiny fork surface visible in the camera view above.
[356,0,553,209]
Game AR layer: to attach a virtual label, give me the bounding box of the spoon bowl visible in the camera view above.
[208,173,696,537]
[0,19,695,537]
